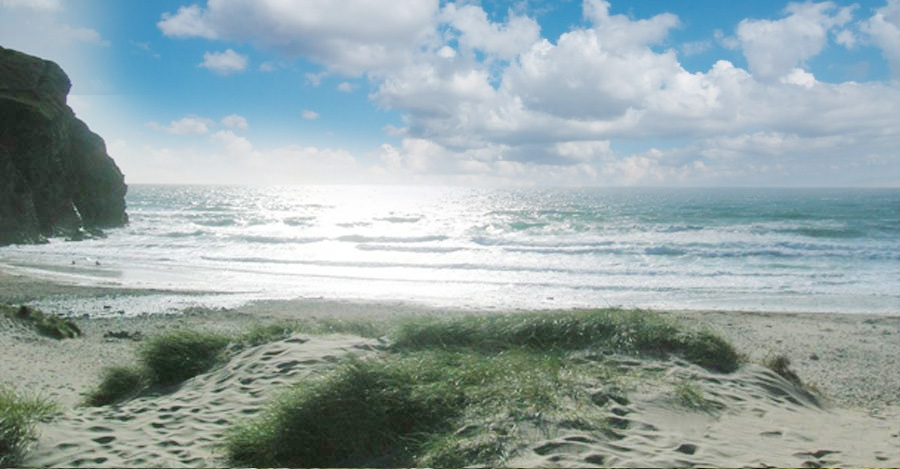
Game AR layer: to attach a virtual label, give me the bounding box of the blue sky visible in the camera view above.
[2,0,899,186]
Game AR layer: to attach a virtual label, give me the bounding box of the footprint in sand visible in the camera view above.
[675,443,698,455]
[607,415,631,429]
[92,436,116,445]
[533,440,592,456]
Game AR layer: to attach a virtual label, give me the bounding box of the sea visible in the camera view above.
[1,185,899,316]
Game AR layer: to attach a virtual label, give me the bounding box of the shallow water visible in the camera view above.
[2,185,898,314]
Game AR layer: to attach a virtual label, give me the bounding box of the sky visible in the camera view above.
[1,0,899,187]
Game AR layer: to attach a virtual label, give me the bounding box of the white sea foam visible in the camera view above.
[2,185,898,315]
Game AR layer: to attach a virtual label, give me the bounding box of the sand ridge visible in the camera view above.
[24,334,383,468]
[507,357,900,468]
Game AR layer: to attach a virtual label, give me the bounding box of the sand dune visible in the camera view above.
[17,333,899,468]
[508,359,900,468]
[25,334,382,468]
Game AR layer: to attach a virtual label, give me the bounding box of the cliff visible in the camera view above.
[0,46,127,245]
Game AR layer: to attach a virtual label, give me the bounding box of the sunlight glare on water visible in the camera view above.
[1,185,898,314]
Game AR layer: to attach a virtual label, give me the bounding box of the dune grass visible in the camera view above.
[83,365,147,407]
[226,349,598,468]
[85,320,381,406]
[0,387,57,467]
[85,329,232,406]
[140,329,231,386]
[764,354,803,386]
[240,317,384,346]
[226,308,741,467]
[391,309,740,372]
[0,304,82,339]
[673,381,724,413]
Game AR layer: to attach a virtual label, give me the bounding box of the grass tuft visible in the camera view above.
[1,304,82,340]
[674,382,722,413]
[85,329,232,406]
[226,309,741,468]
[764,354,803,386]
[83,366,147,407]
[226,356,455,467]
[0,387,58,467]
[139,329,231,387]
[226,349,589,468]
[392,309,740,372]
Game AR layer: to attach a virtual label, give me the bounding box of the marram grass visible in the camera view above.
[226,308,742,467]
[0,387,58,467]
[391,309,740,372]
[0,304,82,339]
[83,308,741,465]
[85,320,384,406]
[226,349,593,468]
[139,329,231,386]
[85,329,232,406]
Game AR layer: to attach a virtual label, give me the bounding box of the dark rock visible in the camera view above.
[0,46,127,245]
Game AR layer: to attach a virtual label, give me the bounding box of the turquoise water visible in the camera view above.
[2,185,899,314]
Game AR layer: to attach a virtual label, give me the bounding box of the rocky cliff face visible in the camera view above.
[0,46,127,245]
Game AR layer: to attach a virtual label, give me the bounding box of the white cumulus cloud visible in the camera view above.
[337,82,357,93]
[199,49,248,75]
[150,0,900,186]
[159,0,439,75]
[439,4,541,60]
[736,1,855,80]
[221,114,249,130]
[158,4,217,39]
[0,0,60,11]
[862,0,900,79]
[148,116,215,135]
[301,110,320,120]
[211,130,255,156]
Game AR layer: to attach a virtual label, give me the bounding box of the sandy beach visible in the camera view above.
[2,268,899,468]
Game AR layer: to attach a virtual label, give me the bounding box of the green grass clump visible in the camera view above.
[139,329,231,387]
[0,304,81,340]
[226,350,588,468]
[392,309,740,372]
[764,354,803,386]
[85,329,232,406]
[674,382,722,413]
[227,357,450,467]
[238,317,383,346]
[226,309,742,467]
[83,366,147,407]
[0,387,58,467]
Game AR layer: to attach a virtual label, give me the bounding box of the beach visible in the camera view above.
[2,267,899,467]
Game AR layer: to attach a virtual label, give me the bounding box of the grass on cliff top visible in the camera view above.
[226,309,741,468]
[0,304,82,339]
[0,387,58,467]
